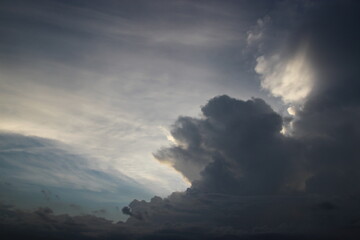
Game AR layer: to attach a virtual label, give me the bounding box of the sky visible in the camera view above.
[1,0,360,239]
[0,0,279,218]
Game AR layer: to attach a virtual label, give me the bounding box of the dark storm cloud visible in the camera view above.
[122,206,132,216]
[126,1,353,236]
[125,89,360,238]
[153,0,360,199]
[156,95,304,194]
[124,1,360,239]
[290,1,360,196]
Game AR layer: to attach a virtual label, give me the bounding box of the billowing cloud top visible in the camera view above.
[155,95,302,195]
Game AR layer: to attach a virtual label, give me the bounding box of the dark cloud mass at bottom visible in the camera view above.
[2,1,360,240]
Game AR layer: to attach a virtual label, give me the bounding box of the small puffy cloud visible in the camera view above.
[246,16,269,45]
[287,106,296,116]
[122,206,132,216]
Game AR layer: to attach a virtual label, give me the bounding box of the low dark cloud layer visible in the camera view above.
[0,204,135,240]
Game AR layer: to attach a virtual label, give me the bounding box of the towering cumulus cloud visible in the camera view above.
[122,1,360,239]
[155,96,303,195]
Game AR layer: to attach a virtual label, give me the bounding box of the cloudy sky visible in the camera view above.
[1,0,360,239]
[0,0,278,217]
